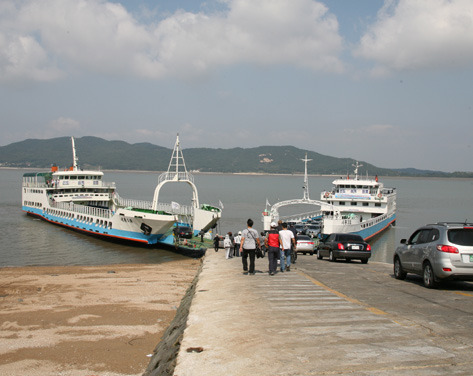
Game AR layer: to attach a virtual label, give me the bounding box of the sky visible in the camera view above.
[1,0,473,172]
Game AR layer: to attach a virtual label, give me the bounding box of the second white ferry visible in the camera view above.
[262,158,396,241]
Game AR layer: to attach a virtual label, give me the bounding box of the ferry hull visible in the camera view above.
[23,206,171,245]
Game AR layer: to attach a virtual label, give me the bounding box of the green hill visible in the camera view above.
[0,136,470,178]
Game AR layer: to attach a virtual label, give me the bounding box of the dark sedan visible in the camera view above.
[317,233,371,263]
[173,225,193,239]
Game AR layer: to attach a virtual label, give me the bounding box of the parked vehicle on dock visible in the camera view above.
[305,224,321,238]
[173,225,193,239]
[317,233,371,263]
[295,235,316,255]
[294,224,305,235]
[393,222,473,288]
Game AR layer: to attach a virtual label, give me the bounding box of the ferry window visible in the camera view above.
[375,203,381,207]
[351,202,357,206]
[339,202,345,205]
[363,202,369,206]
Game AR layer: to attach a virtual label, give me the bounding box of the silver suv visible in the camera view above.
[393,222,473,288]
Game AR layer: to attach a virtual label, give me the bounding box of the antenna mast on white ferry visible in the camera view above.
[71,137,79,171]
[167,133,189,178]
[352,161,362,180]
[302,153,312,200]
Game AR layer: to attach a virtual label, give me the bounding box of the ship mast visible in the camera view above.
[152,134,200,211]
[71,137,79,171]
[167,134,189,178]
[302,153,312,200]
[352,161,362,180]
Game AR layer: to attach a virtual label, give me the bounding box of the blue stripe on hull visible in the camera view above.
[23,207,163,245]
[354,213,396,241]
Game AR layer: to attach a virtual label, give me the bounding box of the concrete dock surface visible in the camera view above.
[173,250,473,375]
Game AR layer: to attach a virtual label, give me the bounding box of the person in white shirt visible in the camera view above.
[233,231,241,257]
[224,233,233,259]
[279,222,295,272]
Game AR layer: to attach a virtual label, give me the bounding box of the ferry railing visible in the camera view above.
[116,195,194,216]
[51,201,112,219]
[281,210,323,223]
[117,196,154,210]
[156,202,194,216]
[158,171,194,184]
[22,182,48,188]
[324,213,389,228]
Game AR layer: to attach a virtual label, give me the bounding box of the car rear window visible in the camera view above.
[338,234,363,242]
[447,228,473,246]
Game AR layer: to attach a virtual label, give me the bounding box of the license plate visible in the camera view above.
[351,245,360,250]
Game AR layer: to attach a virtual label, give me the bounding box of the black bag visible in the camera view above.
[247,229,264,258]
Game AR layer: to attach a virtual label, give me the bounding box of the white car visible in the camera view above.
[295,235,317,255]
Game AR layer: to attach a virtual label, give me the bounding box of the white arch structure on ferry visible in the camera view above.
[265,153,337,225]
[269,198,324,222]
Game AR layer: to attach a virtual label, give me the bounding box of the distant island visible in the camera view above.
[1,136,472,178]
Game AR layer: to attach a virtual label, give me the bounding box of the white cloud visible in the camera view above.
[0,0,344,83]
[355,0,473,74]
[345,124,396,135]
[48,117,82,132]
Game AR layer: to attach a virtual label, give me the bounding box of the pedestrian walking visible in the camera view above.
[265,222,280,275]
[224,233,233,259]
[213,234,220,252]
[240,219,260,275]
[233,231,241,257]
[229,232,234,257]
[279,222,295,272]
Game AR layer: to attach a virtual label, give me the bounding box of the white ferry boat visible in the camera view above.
[262,158,396,241]
[320,162,396,240]
[21,136,221,246]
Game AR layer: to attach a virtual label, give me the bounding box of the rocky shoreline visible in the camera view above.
[143,261,202,376]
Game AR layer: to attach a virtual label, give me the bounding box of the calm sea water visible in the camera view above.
[2,168,473,267]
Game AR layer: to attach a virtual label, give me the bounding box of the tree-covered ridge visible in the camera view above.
[0,136,471,178]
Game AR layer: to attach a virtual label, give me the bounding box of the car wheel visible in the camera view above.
[393,257,407,280]
[310,252,314,256]
[423,262,438,288]
[346,258,351,262]
[303,252,306,255]
[317,251,323,260]
[329,250,336,262]
[361,259,368,264]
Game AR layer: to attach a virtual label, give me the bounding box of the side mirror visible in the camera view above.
[400,239,407,244]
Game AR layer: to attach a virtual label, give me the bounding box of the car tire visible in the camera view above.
[393,257,407,280]
[329,250,336,262]
[317,251,323,260]
[310,252,314,256]
[303,252,306,255]
[423,262,438,288]
[346,258,351,262]
[361,259,368,264]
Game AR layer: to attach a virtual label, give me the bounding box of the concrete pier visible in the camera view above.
[171,250,473,375]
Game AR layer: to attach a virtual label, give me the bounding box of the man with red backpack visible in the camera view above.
[264,222,280,276]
